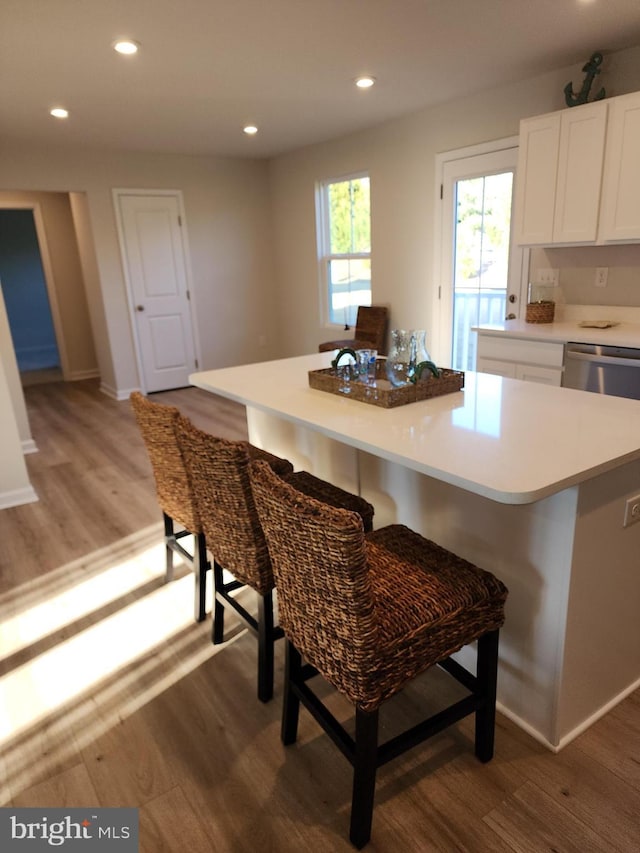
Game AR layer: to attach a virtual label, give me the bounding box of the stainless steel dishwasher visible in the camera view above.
[562,342,640,400]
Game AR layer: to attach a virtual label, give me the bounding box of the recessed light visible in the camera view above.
[355,76,376,89]
[243,125,258,135]
[113,40,140,55]
[50,108,69,119]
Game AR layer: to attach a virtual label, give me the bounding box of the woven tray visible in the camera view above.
[308,361,464,408]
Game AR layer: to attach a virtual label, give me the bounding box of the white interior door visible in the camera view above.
[115,191,198,393]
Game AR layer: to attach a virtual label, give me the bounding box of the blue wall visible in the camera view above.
[0,209,60,371]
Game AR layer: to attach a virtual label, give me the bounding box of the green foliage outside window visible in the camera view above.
[328,177,371,255]
[455,173,512,283]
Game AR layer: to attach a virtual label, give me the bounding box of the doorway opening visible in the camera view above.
[0,208,61,384]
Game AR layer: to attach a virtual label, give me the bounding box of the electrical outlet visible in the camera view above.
[538,268,559,285]
[623,493,640,527]
[595,267,608,288]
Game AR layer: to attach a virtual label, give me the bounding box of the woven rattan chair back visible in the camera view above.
[318,305,389,355]
[250,459,381,702]
[177,416,273,596]
[177,417,373,703]
[130,391,201,534]
[353,305,389,353]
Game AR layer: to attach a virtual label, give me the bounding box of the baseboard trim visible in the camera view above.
[554,676,640,752]
[100,382,139,402]
[496,701,557,752]
[68,368,101,381]
[497,673,640,753]
[22,439,38,455]
[0,485,39,510]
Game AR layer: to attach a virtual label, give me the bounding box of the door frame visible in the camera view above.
[431,136,529,366]
[112,188,201,394]
[0,200,71,380]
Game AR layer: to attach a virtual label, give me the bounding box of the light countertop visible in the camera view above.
[473,318,640,348]
[190,352,640,506]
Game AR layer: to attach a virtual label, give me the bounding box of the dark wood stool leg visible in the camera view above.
[350,707,379,850]
[281,640,301,745]
[257,591,275,703]
[163,512,174,582]
[211,560,226,644]
[475,628,500,762]
[193,532,208,623]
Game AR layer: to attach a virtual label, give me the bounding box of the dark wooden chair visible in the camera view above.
[319,305,389,355]
[249,459,508,848]
[130,391,293,623]
[176,416,375,702]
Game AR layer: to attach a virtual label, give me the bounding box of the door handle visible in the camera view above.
[505,313,516,320]
[136,305,145,312]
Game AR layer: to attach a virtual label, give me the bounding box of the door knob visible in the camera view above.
[136,305,145,312]
[505,313,516,320]
[508,294,517,303]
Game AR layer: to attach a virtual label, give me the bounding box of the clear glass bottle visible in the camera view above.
[385,329,431,386]
[528,282,555,305]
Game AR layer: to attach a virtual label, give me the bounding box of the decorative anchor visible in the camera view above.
[564,52,606,107]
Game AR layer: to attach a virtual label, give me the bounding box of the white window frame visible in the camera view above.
[316,171,371,329]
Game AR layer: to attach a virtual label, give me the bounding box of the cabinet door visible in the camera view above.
[514,364,562,386]
[553,102,607,244]
[476,357,517,379]
[513,113,561,245]
[599,91,640,242]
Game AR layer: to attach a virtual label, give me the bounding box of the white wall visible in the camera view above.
[0,145,281,396]
[0,287,35,452]
[0,351,36,509]
[268,46,640,363]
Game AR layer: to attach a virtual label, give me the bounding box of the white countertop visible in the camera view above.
[190,352,640,505]
[473,318,640,348]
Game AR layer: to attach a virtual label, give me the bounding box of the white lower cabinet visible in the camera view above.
[476,334,564,386]
[476,357,517,379]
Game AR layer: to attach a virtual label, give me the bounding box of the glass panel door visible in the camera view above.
[452,171,513,371]
[436,141,527,371]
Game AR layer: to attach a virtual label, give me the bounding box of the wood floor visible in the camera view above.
[1,379,638,851]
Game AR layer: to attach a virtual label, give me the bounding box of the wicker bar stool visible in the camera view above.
[249,459,508,849]
[176,416,375,703]
[129,392,293,623]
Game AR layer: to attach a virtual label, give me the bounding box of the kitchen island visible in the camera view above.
[191,353,640,751]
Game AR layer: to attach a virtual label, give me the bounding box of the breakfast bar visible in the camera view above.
[191,353,640,751]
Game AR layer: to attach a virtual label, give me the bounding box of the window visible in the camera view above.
[317,174,371,327]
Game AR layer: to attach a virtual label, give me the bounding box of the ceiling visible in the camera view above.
[3,0,640,160]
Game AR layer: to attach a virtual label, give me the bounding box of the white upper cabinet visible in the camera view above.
[553,103,607,243]
[513,101,607,246]
[512,113,560,245]
[599,91,640,242]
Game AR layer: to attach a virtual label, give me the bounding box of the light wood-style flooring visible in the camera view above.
[1,379,638,851]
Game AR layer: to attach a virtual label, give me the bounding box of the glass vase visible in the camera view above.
[385,329,431,386]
